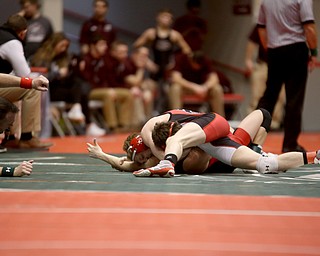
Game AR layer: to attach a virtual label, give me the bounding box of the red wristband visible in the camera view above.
[20,77,33,89]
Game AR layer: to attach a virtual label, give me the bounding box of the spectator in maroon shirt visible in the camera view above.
[79,0,117,55]
[123,46,156,127]
[173,0,208,51]
[82,38,133,131]
[169,51,225,117]
[31,32,106,136]
[103,41,129,89]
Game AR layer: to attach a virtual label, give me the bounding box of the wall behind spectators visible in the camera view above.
[0,1,19,24]
[63,0,320,131]
[0,0,62,31]
[1,0,319,131]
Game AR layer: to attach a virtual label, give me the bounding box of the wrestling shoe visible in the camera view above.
[251,144,264,154]
[133,160,175,178]
[282,144,306,153]
[314,150,320,164]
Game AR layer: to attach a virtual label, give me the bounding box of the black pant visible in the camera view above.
[257,42,309,149]
[50,76,92,125]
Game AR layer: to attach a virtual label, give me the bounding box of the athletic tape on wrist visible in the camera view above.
[20,77,33,89]
[1,166,15,177]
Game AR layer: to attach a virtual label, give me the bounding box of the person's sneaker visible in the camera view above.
[86,123,106,137]
[133,160,175,178]
[314,150,320,164]
[19,137,53,149]
[282,144,306,153]
[2,139,20,149]
[67,103,85,122]
[0,145,7,153]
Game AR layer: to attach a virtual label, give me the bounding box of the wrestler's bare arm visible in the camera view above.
[87,139,159,172]
[87,139,136,171]
[1,160,34,177]
[165,122,207,162]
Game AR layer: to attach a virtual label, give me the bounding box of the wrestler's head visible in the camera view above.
[152,121,182,149]
[0,97,19,134]
[123,133,152,164]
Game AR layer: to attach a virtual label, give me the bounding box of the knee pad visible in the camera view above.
[256,153,279,174]
[259,108,272,132]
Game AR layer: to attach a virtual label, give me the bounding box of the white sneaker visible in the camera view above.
[68,103,85,122]
[86,123,106,137]
[0,145,7,153]
[133,160,175,178]
[314,150,320,164]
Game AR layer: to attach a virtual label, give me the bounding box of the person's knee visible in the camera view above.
[169,83,182,108]
[170,83,182,95]
[27,89,41,100]
[258,108,272,132]
[209,83,224,96]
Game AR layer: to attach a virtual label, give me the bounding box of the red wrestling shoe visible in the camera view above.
[133,160,175,178]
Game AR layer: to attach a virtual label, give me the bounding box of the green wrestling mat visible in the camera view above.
[1,152,320,197]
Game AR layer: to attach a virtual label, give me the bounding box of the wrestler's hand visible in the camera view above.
[32,75,49,91]
[14,160,34,177]
[87,138,103,159]
[119,156,129,165]
[194,84,208,98]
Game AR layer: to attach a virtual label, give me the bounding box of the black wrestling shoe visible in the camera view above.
[282,145,306,153]
[251,144,263,154]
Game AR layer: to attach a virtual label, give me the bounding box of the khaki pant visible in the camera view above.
[0,88,41,135]
[131,79,157,126]
[89,88,133,129]
[169,80,225,117]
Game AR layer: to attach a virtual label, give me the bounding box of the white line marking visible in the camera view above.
[0,162,97,166]
[180,172,319,184]
[298,174,320,180]
[0,241,319,254]
[64,180,97,183]
[0,207,319,217]
[2,156,66,161]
